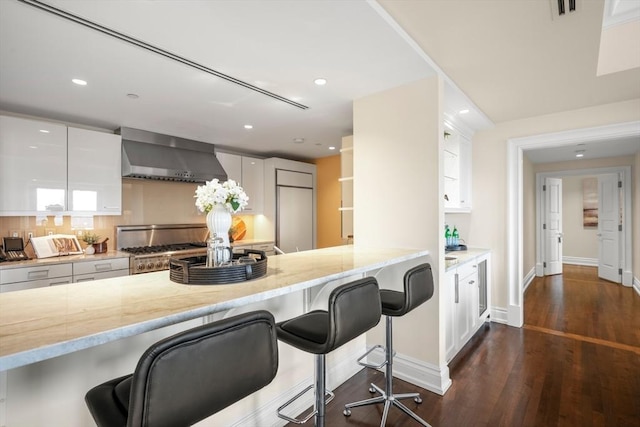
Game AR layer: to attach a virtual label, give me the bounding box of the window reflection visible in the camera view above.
[36,188,65,211]
[72,190,97,211]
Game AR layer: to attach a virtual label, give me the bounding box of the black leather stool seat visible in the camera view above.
[276,277,382,355]
[344,263,435,427]
[85,310,278,427]
[275,277,382,426]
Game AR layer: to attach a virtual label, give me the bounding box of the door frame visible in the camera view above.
[535,167,631,280]
[506,120,639,328]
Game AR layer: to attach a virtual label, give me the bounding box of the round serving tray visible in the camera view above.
[169,249,267,285]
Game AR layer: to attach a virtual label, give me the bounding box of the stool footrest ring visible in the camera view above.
[276,384,335,424]
[357,344,397,369]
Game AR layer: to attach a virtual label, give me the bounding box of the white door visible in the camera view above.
[544,177,563,275]
[277,186,313,253]
[598,174,621,283]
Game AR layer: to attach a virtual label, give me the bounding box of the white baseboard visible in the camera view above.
[563,256,598,267]
[365,350,451,396]
[490,306,509,324]
[634,276,640,296]
[522,267,536,293]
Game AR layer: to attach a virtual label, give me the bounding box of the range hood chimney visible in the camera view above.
[118,127,227,183]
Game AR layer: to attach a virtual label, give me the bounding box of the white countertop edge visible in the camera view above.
[0,248,429,371]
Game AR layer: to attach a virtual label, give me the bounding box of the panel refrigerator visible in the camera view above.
[276,169,314,253]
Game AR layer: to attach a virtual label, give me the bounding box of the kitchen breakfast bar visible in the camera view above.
[0,245,429,426]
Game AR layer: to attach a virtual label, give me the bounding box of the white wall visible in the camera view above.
[635,151,640,289]
[354,77,443,366]
[473,98,640,310]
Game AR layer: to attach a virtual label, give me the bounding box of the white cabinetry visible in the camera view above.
[443,125,472,213]
[68,127,122,215]
[0,263,72,293]
[0,115,122,216]
[72,257,129,283]
[0,115,68,215]
[445,252,491,362]
[216,152,264,214]
[0,257,130,292]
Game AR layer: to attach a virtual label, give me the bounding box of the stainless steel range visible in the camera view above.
[116,224,209,274]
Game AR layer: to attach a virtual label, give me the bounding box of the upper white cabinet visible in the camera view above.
[0,115,122,216]
[216,152,264,214]
[0,115,68,215]
[443,124,472,212]
[68,127,122,215]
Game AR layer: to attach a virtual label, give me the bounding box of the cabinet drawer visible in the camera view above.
[0,276,72,293]
[0,263,73,285]
[232,244,252,254]
[252,243,274,252]
[73,269,129,283]
[73,258,129,276]
[456,261,478,281]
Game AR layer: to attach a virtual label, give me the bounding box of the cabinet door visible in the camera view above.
[241,156,264,213]
[68,127,122,215]
[458,136,472,209]
[215,152,242,183]
[445,271,457,362]
[0,115,67,215]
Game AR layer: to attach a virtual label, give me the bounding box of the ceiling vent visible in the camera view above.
[549,0,582,20]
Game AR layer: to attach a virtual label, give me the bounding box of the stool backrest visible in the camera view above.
[127,310,278,427]
[327,277,382,352]
[402,263,435,314]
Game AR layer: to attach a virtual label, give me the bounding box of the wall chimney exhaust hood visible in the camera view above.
[118,127,227,183]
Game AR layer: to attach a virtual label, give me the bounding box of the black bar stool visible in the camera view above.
[343,263,435,426]
[275,277,382,427]
[85,310,278,427]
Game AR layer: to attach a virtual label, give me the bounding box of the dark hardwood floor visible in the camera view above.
[286,265,640,426]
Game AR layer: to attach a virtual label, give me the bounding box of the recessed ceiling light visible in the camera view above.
[329,146,336,150]
[39,129,49,133]
[314,78,327,86]
[72,78,87,86]
[244,124,253,129]
[293,138,304,143]
[575,150,585,158]
[126,93,139,99]
[459,109,469,114]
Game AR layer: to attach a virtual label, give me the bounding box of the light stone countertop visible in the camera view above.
[444,247,491,272]
[0,245,428,371]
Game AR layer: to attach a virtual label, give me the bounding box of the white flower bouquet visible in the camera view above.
[194,179,249,214]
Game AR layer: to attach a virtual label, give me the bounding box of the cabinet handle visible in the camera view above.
[94,263,112,272]
[469,280,475,285]
[50,279,71,286]
[103,206,120,209]
[27,270,49,279]
[76,277,95,282]
[455,273,459,304]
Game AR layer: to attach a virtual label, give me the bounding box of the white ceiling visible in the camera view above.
[1,0,639,162]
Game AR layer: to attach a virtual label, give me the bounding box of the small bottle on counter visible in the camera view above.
[445,225,451,248]
[452,226,459,247]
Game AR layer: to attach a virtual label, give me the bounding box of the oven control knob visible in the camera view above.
[137,264,144,270]
[156,261,163,268]
[163,261,169,268]
[147,262,154,269]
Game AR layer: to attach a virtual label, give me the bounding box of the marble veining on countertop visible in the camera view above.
[0,245,428,371]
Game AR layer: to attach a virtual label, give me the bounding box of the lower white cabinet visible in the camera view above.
[0,257,130,292]
[232,241,275,256]
[0,263,73,293]
[72,258,129,283]
[445,252,491,362]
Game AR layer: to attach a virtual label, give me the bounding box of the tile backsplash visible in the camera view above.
[1,179,255,247]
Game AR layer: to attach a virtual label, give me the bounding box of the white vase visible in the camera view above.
[206,204,232,261]
[84,245,95,255]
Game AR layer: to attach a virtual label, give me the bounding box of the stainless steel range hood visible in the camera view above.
[118,127,227,183]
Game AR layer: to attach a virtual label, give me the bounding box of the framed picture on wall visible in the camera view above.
[582,177,598,227]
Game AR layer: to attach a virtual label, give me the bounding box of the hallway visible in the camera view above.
[293,265,640,426]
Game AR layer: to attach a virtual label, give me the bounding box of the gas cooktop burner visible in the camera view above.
[121,242,206,255]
